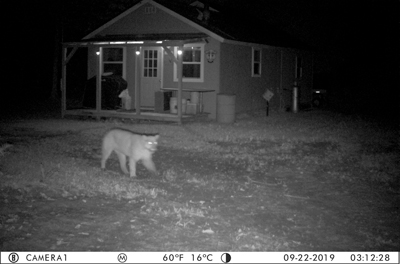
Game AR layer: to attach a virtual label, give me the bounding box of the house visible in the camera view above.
[61,0,313,123]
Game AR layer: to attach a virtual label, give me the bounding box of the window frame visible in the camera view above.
[101,47,126,79]
[173,43,205,83]
[252,47,262,77]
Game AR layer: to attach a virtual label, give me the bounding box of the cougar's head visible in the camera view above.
[144,134,159,153]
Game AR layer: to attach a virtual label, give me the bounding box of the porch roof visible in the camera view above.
[63,33,209,47]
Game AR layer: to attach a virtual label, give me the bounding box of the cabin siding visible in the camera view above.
[219,43,272,113]
[99,3,200,36]
[219,43,313,113]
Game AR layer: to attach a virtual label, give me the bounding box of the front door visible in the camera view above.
[141,47,161,107]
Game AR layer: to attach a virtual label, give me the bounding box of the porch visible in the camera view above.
[62,108,210,123]
[61,33,210,124]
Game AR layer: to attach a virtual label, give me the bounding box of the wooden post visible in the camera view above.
[177,45,183,125]
[61,46,79,118]
[135,46,141,116]
[162,45,183,124]
[61,47,67,118]
[96,47,102,120]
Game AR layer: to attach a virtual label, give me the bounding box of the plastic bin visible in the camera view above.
[170,97,187,114]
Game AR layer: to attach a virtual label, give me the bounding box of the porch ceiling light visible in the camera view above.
[135,51,140,55]
[96,51,100,55]
[177,49,183,55]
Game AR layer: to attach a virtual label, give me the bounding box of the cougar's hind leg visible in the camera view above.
[101,146,113,169]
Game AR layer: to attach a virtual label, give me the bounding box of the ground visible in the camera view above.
[0,109,399,251]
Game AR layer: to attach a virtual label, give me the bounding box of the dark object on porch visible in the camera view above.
[154,91,173,112]
[82,75,127,109]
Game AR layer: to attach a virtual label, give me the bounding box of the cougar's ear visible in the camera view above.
[154,134,160,140]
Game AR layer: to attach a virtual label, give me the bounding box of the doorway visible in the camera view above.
[141,47,162,107]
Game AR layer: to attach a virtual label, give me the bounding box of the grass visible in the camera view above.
[1,109,398,195]
[1,109,399,250]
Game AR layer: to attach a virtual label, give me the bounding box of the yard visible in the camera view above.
[0,109,399,251]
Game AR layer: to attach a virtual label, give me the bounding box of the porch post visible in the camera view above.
[135,46,141,116]
[61,46,67,118]
[96,47,102,118]
[177,45,183,125]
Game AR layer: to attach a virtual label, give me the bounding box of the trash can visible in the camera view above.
[217,94,236,123]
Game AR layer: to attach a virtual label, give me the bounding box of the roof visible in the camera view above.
[82,0,309,49]
[85,33,208,42]
[156,0,308,49]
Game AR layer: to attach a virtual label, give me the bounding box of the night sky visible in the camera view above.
[3,0,399,117]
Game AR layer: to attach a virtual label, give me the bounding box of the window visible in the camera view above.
[143,49,158,77]
[174,44,204,82]
[295,56,303,79]
[144,5,157,14]
[102,47,125,77]
[252,48,261,77]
